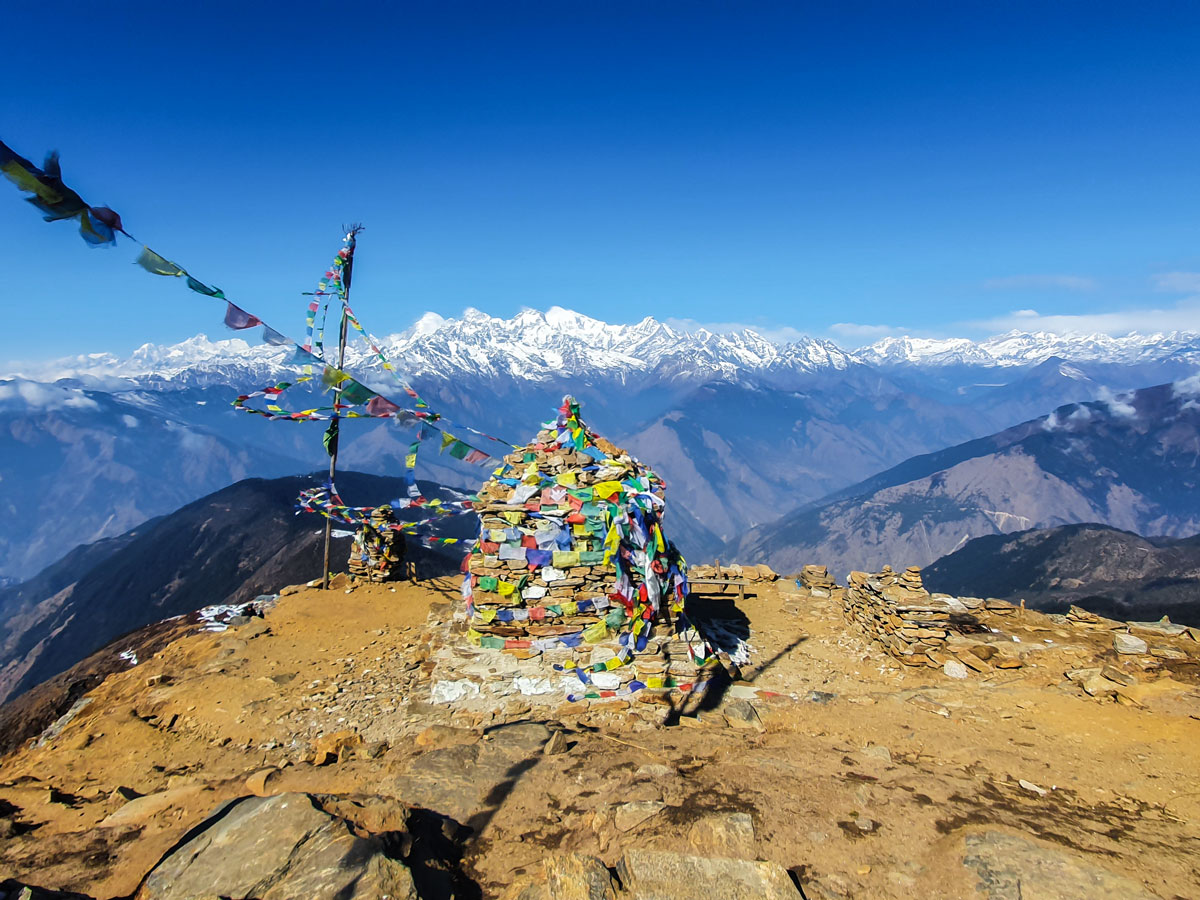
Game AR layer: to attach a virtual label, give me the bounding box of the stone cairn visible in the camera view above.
[460,396,719,702]
[799,564,838,597]
[844,565,963,667]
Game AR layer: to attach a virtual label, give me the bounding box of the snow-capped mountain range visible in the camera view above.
[5,304,1200,583]
[8,306,1200,388]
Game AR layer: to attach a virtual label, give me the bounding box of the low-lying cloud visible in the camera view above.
[966,297,1200,336]
[0,380,100,411]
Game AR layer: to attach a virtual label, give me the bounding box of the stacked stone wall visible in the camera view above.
[844,565,962,667]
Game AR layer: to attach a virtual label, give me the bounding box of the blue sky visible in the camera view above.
[3,0,1200,361]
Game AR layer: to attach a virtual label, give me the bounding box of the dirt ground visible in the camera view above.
[1,576,1198,899]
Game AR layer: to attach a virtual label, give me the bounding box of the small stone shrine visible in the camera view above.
[347,506,407,582]
[458,396,717,701]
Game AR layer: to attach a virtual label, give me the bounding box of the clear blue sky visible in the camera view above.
[3,0,1200,361]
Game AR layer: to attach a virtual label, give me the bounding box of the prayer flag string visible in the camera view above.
[0,137,515,542]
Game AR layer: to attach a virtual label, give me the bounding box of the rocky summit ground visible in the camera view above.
[1,574,1199,899]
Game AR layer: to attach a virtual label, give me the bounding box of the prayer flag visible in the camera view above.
[135,246,185,277]
[224,302,262,330]
[366,395,400,416]
[185,276,226,299]
[338,378,376,405]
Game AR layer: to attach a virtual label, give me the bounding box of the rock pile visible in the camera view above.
[347,506,406,582]
[689,563,779,583]
[799,564,838,596]
[844,566,962,667]
[460,396,709,700]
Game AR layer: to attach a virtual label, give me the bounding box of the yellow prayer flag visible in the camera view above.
[593,481,622,499]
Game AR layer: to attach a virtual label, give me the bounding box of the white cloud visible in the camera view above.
[1097,386,1136,419]
[0,380,99,411]
[1153,272,1200,294]
[1172,373,1200,398]
[965,297,1200,336]
[983,274,1098,292]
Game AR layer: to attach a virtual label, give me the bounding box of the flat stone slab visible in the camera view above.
[616,849,799,899]
[963,830,1162,900]
[138,792,416,900]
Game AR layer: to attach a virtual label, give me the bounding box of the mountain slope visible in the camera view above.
[0,472,471,704]
[0,381,311,579]
[923,523,1200,626]
[732,380,1200,578]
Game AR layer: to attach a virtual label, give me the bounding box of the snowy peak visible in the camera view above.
[7,308,1200,387]
[858,329,1200,368]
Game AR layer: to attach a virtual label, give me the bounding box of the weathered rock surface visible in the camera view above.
[544,853,617,900]
[963,830,1162,899]
[136,792,417,900]
[687,811,756,857]
[1114,632,1149,655]
[615,850,799,899]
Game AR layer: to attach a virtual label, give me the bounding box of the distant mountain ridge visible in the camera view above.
[10,307,1200,388]
[924,523,1200,626]
[732,379,1200,578]
[5,307,1200,580]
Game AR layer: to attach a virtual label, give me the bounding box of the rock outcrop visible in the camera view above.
[137,793,417,900]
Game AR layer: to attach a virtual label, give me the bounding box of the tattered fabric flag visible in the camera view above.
[289,345,320,366]
[0,142,122,246]
[224,302,262,330]
[440,432,456,453]
[136,246,185,277]
[464,449,490,464]
[321,366,349,390]
[365,395,400,416]
[186,275,226,299]
[323,421,339,457]
[78,208,120,246]
[338,378,375,405]
[448,440,471,461]
[262,326,290,346]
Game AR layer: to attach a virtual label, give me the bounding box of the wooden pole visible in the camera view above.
[322,227,361,589]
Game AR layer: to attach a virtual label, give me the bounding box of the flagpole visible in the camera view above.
[322,225,362,590]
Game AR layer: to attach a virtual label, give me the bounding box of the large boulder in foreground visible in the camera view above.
[137,792,417,900]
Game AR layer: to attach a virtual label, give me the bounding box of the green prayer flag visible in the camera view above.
[185,275,225,299]
[338,379,375,405]
[448,440,470,460]
[322,421,339,457]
